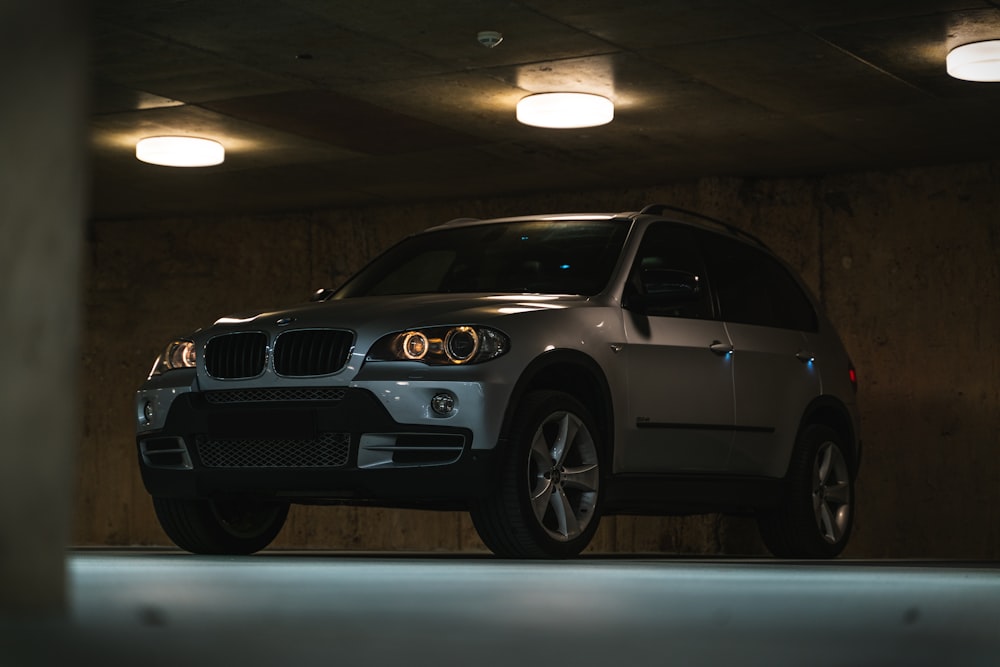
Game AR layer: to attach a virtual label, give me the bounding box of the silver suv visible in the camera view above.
[135,205,860,558]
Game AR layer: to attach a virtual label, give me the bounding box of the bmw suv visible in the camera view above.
[135,204,860,558]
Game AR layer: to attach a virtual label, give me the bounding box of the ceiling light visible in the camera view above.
[946,40,1000,82]
[516,93,614,129]
[135,136,225,167]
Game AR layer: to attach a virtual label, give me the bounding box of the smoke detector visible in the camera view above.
[477,30,503,48]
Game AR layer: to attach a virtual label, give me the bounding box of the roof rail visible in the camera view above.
[442,217,481,225]
[638,204,768,248]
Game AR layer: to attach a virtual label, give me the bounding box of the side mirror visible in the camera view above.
[625,269,701,310]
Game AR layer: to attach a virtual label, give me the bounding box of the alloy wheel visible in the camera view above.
[526,410,600,542]
[812,440,852,544]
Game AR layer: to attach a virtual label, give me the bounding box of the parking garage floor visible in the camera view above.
[2,550,999,666]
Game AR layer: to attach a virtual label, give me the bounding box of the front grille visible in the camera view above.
[196,433,351,468]
[204,387,348,404]
[205,332,267,379]
[273,329,353,377]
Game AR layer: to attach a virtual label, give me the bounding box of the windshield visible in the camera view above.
[334,219,630,298]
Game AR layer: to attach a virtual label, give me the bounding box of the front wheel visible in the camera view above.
[152,496,289,555]
[471,390,603,558]
[757,424,855,558]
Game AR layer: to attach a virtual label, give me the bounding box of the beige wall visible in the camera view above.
[76,160,1000,558]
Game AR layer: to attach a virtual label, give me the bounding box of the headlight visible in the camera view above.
[148,339,197,378]
[367,326,509,365]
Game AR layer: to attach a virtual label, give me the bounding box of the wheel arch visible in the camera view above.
[499,349,615,462]
[797,396,860,472]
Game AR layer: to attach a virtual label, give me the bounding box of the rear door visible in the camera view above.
[698,232,821,477]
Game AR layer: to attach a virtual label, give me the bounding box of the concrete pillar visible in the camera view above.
[0,1,87,614]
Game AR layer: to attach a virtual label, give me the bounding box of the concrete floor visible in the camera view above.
[2,551,999,666]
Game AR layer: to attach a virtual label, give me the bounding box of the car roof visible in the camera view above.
[431,213,624,229]
[430,205,769,250]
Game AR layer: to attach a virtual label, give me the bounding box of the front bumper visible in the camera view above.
[135,387,501,507]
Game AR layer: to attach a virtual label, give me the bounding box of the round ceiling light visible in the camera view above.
[946,40,1000,82]
[135,136,225,167]
[516,92,614,129]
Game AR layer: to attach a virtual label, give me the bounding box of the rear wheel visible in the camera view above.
[757,424,854,558]
[471,390,603,558]
[152,497,289,555]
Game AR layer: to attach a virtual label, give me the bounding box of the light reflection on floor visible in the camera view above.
[4,551,1000,666]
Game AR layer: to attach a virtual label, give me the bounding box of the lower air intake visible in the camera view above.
[196,433,351,468]
[204,387,348,404]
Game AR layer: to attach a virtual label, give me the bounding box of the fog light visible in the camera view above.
[431,393,456,416]
[142,400,155,425]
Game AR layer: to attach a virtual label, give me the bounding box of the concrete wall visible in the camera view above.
[76,160,1000,558]
[1,0,87,615]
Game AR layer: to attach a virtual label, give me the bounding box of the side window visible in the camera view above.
[699,232,818,331]
[626,223,712,319]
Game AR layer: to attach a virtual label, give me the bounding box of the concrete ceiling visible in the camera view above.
[90,0,1000,219]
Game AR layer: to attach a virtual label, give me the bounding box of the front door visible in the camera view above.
[619,223,735,473]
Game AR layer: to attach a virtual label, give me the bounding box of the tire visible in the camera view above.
[152,496,289,555]
[757,423,854,558]
[471,390,603,558]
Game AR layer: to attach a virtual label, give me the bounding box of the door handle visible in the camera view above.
[795,350,816,363]
[710,340,733,355]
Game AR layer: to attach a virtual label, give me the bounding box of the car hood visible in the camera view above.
[207,292,595,335]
